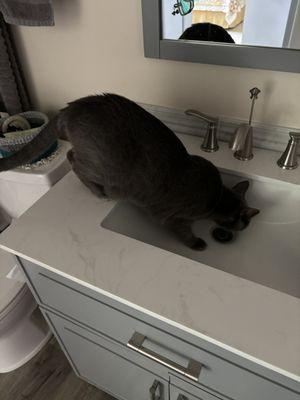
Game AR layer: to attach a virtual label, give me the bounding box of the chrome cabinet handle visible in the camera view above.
[127,332,202,382]
[149,379,163,400]
[177,395,188,400]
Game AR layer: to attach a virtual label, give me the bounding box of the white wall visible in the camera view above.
[242,0,292,47]
[11,0,300,128]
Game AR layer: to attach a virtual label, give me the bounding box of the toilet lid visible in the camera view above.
[0,250,25,316]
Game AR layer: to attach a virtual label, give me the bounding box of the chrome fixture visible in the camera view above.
[185,109,219,152]
[127,332,202,382]
[277,132,300,170]
[229,87,261,161]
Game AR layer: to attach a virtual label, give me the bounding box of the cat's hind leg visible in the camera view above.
[165,218,207,250]
[67,149,107,198]
[67,148,76,165]
[77,174,107,198]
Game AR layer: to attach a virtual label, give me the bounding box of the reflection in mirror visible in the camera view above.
[162,0,300,49]
[172,0,194,16]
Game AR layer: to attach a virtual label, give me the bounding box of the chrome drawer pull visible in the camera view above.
[149,379,163,400]
[127,332,202,382]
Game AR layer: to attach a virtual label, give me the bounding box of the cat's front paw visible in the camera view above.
[190,237,207,251]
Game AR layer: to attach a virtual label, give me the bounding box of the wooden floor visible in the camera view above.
[0,337,115,400]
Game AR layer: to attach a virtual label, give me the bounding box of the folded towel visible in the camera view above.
[0,0,54,26]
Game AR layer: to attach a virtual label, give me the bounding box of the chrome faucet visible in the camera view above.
[185,109,219,152]
[229,87,261,161]
[277,132,300,170]
[229,124,254,161]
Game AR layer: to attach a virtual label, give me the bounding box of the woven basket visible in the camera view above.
[0,111,49,156]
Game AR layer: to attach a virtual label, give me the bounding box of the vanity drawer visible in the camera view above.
[45,311,168,400]
[20,258,299,400]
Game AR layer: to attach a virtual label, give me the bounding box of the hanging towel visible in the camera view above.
[0,0,54,26]
[0,14,31,114]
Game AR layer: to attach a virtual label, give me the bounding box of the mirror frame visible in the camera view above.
[141,0,300,73]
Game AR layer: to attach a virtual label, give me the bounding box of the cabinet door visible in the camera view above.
[47,311,167,400]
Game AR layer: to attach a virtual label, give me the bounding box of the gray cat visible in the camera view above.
[0,94,259,249]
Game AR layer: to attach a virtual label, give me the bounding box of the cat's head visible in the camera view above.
[213,181,260,231]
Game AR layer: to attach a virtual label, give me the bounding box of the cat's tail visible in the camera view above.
[0,115,62,172]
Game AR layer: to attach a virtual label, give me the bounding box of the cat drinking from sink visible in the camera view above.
[0,94,259,250]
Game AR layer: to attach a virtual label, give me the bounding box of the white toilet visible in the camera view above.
[0,140,71,373]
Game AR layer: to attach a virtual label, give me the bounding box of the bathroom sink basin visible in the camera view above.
[102,172,300,298]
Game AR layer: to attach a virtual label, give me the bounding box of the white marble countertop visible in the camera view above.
[0,134,299,384]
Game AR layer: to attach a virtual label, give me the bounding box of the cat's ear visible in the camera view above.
[232,180,250,197]
[244,207,260,219]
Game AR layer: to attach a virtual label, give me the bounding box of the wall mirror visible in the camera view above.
[141,0,300,72]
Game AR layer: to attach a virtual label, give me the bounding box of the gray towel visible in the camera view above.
[0,14,31,114]
[0,0,54,26]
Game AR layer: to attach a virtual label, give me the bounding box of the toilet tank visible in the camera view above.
[0,140,72,219]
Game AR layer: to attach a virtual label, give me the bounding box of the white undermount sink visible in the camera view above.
[102,170,300,298]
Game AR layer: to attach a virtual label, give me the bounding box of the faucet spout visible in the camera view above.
[230,87,260,161]
[230,124,254,161]
[229,124,252,151]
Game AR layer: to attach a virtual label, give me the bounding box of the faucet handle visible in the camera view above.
[185,109,219,153]
[185,109,218,125]
[277,132,300,170]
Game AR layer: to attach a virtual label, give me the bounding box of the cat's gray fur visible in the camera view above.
[0,94,259,249]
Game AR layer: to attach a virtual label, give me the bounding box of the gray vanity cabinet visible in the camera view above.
[18,257,300,400]
[45,311,168,400]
